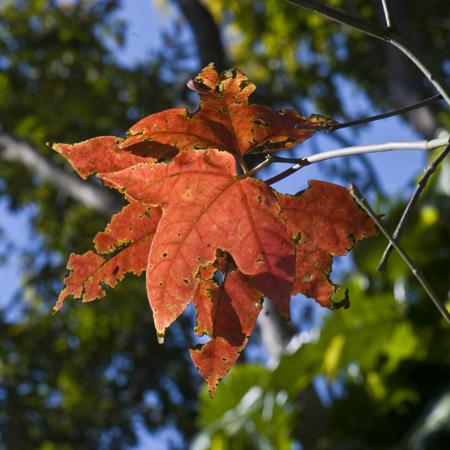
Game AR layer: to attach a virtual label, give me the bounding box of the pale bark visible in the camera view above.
[0,130,123,216]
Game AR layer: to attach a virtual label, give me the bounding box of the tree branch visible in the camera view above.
[284,0,386,39]
[258,297,294,359]
[349,183,450,325]
[380,0,398,31]
[264,138,450,185]
[284,0,450,107]
[172,0,226,72]
[326,94,443,132]
[0,131,123,216]
[378,143,450,271]
[328,131,385,194]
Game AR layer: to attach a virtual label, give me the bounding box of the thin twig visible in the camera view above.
[389,35,450,107]
[265,166,300,185]
[349,183,450,325]
[293,93,444,133]
[278,138,449,163]
[235,157,272,180]
[284,0,385,39]
[326,94,443,132]
[378,143,450,271]
[380,0,398,31]
[328,132,384,194]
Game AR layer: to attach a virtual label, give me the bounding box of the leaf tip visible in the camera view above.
[208,387,216,398]
[157,333,165,344]
[52,300,64,315]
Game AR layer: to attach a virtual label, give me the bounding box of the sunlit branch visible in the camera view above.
[380,0,397,31]
[349,183,450,326]
[264,138,450,185]
[378,143,450,271]
[235,157,272,180]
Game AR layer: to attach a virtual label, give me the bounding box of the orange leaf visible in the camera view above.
[51,65,381,395]
[54,200,162,312]
[50,136,159,179]
[277,181,378,308]
[120,64,335,157]
[191,253,263,397]
[99,149,295,338]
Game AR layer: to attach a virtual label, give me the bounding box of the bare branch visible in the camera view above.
[327,94,443,132]
[0,131,123,216]
[349,183,450,325]
[284,0,386,39]
[284,0,450,106]
[378,143,450,271]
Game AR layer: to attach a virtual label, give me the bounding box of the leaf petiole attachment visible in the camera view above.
[234,156,273,180]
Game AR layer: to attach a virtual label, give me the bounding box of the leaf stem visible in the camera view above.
[235,157,273,180]
[348,183,450,325]
[378,143,450,271]
[236,154,249,173]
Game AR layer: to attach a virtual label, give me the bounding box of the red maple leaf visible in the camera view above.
[54,199,162,311]
[122,64,335,160]
[98,149,295,337]
[50,64,335,176]
[191,252,263,396]
[52,65,377,396]
[277,181,378,308]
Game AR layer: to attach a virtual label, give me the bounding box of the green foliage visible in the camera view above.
[1,281,201,449]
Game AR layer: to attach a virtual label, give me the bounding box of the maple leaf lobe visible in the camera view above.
[54,201,161,313]
[278,180,377,308]
[100,149,295,335]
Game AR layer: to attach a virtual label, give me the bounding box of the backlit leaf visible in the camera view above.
[54,200,162,312]
[191,252,263,396]
[120,64,336,158]
[49,136,159,179]
[277,180,378,308]
[99,149,295,338]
